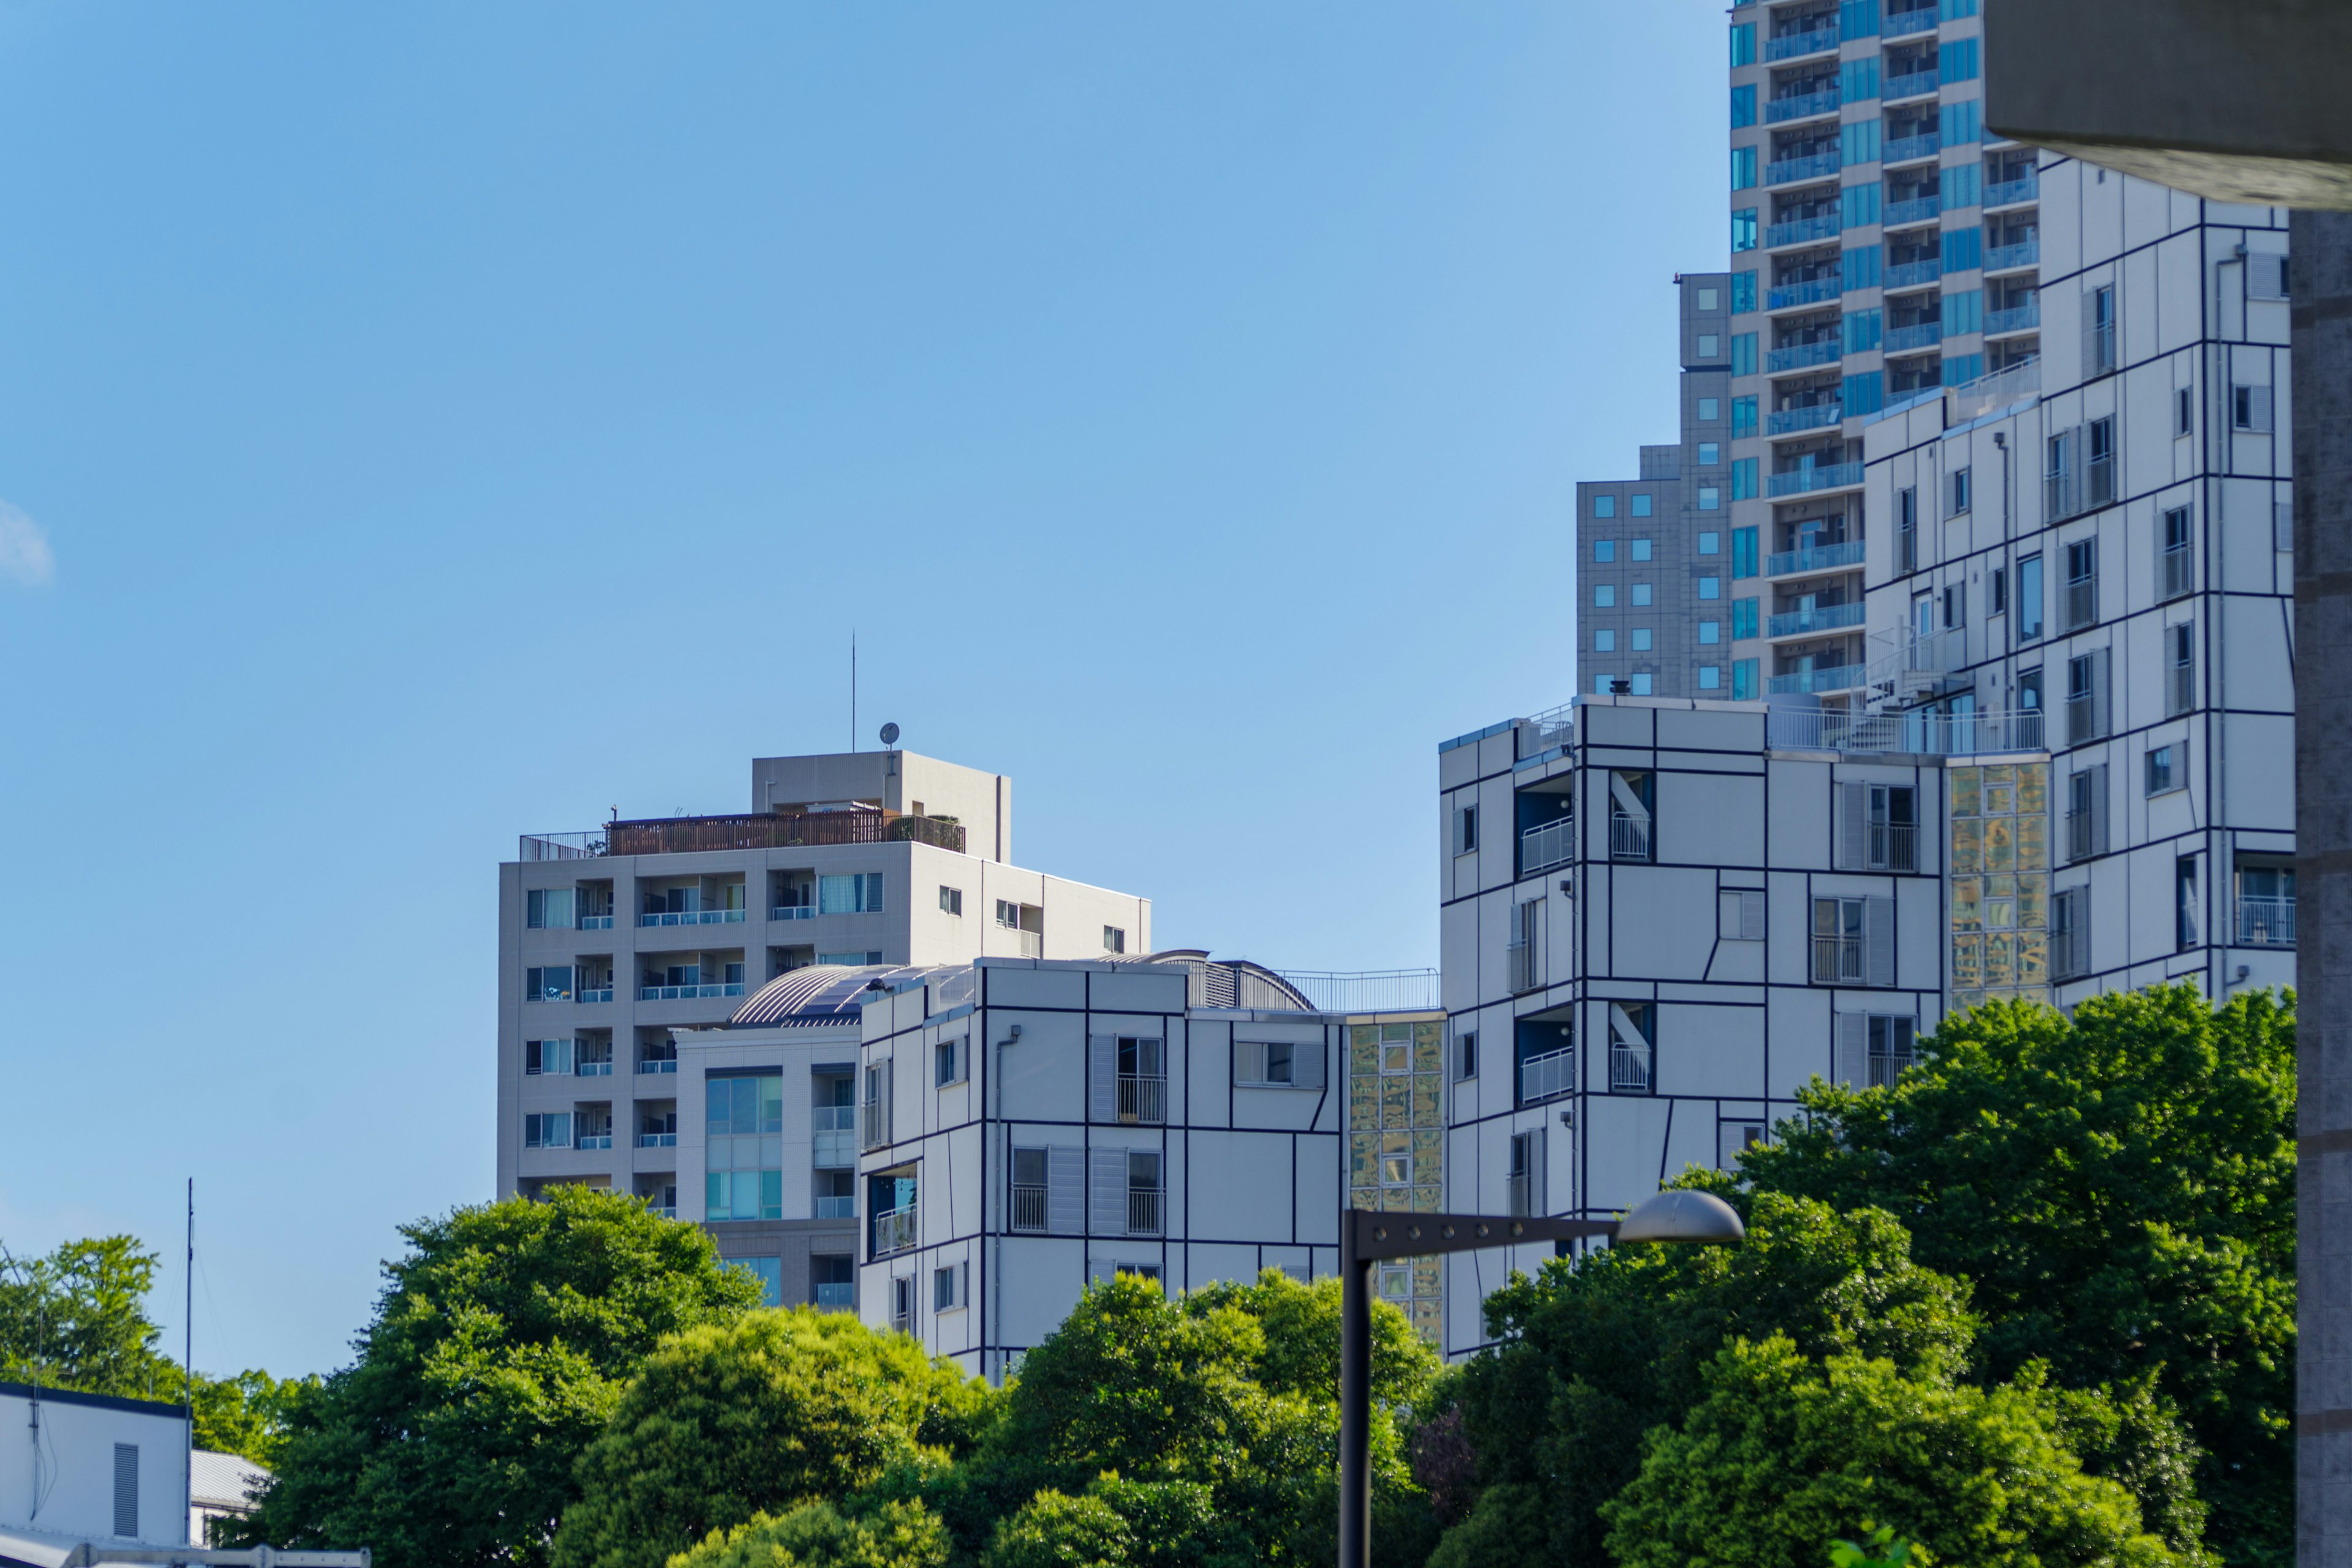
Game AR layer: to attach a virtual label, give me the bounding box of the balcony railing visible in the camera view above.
[1768,665,1864,696]
[1884,4,1939,35]
[639,1058,678,1074]
[1868,1049,1913,1087]
[1520,1046,1575,1105]
[1767,462,1865,497]
[530,809,967,861]
[770,904,817,921]
[1127,1188,1164,1237]
[1118,1074,1167,1125]
[640,908,745,927]
[1870,823,1920,872]
[1884,68,1939,99]
[579,987,614,1004]
[815,1282,854,1310]
[1766,538,1866,576]
[1011,1183,1049,1232]
[873,1205,919,1257]
[577,1133,612,1151]
[814,1195,854,1219]
[1014,929,1044,959]
[1768,213,1843,248]
[576,1059,614,1077]
[1883,195,1942,227]
[638,982,747,1001]
[1506,941,1538,995]
[1768,277,1842,311]
[636,1131,678,1148]
[1520,817,1575,877]
[1767,151,1841,186]
[1767,338,1842,374]
[1885,258,1943,290]
[1608,1044,1653,1093]
[2237,897,2297,948]
[1766,88,1841,124]
[1886,322,1944,353]
[1812,937,1866,984]
[1986,175,2040,208]
[1769,402,1844,435]
[1766,706,2044,756]
[813,1129,855,1168]
[1767,601,1866,638]
[1946,356,2041,421]
[1610,814,1653,863]
[648,1205,677,1220]
[581,914,614,930]
[1765,26,1839,60]
[1985,301,2041,334]
[1985,239,2040,272]
[1882,130,1940,163]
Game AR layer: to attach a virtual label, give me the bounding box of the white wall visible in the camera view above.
[0,1387,189,1546]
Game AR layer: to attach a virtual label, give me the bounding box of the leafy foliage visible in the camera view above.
[235,1187,760,1568]
[551,1307,991,1568]
[1599,1336,2201,1568]
[1721,986,2294,1563]
[669,1501,951,1568]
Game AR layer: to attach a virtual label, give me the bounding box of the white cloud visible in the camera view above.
[0,499,55,587]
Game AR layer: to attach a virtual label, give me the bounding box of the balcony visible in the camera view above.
[1767,462,1865,497]
[576,1058,614,1077]
[1768,277,1843,312]
[648,1205,677,1220]
[814,1195,854,1219]
[815,1282,854,1310]
[1765,25,1839,60]
[1871,824,1920,872]
[1812,936,1866,984]
[1767,151,1841,186]
[1769,402,1844,435]
[1885,258,1943,291]
[1610,814,1652,863]
[1884,5,1939,36]
[1014,929,1044,959]
[579,987,614,1004]
[1882,132,1940,164]
[524,808,966,861]
[1868,1048,1913,1087]
[638,982,747,1001]
[636,1131,678,1148]
[1886,322,1944,353]
[640,908,745,927]
[873,1205,919,1257]
[1768,339,1842,374]
[1766,538,1867,577]
[1766,706,2044,756]
[1985,175,2040,209]
[1768,665,1864,696]
[1766,601,1867,638]
[581,913,614,930]
[638,1057,678,1074]
[1127,1188,1164,1237]
[1117,1074,1167,1125]
[1520,1046,1575,1105]
[1884,68,1939,100]
[814,1105,856,1167]
[1608,1044,1653,1093]
[1985,301,2041,335]
[1883,195,1942,228]
[1985,239,2040,273]
[1766,88,1841,125]
[1520,818,1575,878]
[1011,1183,1049,1232]
[1768,213,1842,249]
[769,905,818,922]
[578,1133,613,1151]
[2237,897,2297,948]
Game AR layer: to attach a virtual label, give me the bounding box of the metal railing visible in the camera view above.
[1011,1183,1049,1232]
[639,908,745,926]
[1767,338,1842,373]
[1015,929,1044,958]
[638,982,747,1000]
[1883,195,1942,227]
[1870,823,1919,872]
[1766,538,1866,576]
[1520,818,1575,877]
[815,1282,854,1309]
[1127,1188,1163,1237]
[1986,300,2041,335]
[1608,1044,1653,1093]
[1766,707,2045,756]
[1768,213,1843,248]
[1765,25,1839,59]
[1885,258,1943,290]
[1985,239,2041,273]
[636,1132,677,1148]
[1769,402,1844,435]
[1766,88,1841,124]
[1812,937,1866,984]
[1277,968,1442,1012]
[2237,897,2297,947]
[1520,1046,1575,1104]
[581,914,614,930]
[1118,1074,1167,1125]
[1884,68,1939,99]
[814,1195,854,1219]
[1767,150,1841,186]
[1882,130,1941,162]
[770,905,817,921]
[1768,665,1864,696]
[521,832,609,861]
[1884,4,1939,34]
[577,1133,612,1150]
[1767,601,1866,638]
[1514,700,1576,758]
[1768,277,1842,311]
[1506,940,1539,995]
[575,1058,614,1077]
[1885,321,1943,352]
[639,1058,678,1074]
[1986,175,2040,208]
[1610,815,1653,863]
[1868,1049,1913,1087]
[1945,357,2040,421]
[579,988,614,1003]
[873,1205,919,1257]
[1767,462,1865,497]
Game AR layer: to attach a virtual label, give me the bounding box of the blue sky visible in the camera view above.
[0,4,1720,1376]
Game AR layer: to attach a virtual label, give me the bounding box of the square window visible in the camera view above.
[1594,585,1616,608]
[1698,532,1721,556]
[1594,630,1616,652]
[1698,442,1720,466]
[1593,495,1617,518]
[1698,576,1722,600]
[1698,621,1721,644]
[1594,539,1616,563]
[938,886,962,916]
[1697,334,1721,357]
[1698,665,1722,690]
[1632,628,1653,652]
[1698,398,1721,421]
[1632,584,1653,606]
[1632,495,1654,518]
[2146,745,2179,796]
[1698,487,1723,510]
[1697,287,1720,311]
[1630,674,1654,696]
[1631,538,1653,561]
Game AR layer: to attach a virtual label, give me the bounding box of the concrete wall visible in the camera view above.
[0,1385,189,1547]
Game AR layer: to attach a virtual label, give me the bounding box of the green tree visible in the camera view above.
[669,1501,950,1568]
[981,1489,1135,1568]
[1599,1335,2201,1568]
[552,1308,991,1568]
[1723,986,2294,1562]
[235,1187,760,1568]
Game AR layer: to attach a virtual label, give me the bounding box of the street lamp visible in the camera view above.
[1336,1190,1746,1568]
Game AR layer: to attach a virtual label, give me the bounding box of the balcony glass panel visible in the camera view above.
[1984,239,2040,272]
[1766,462,1865,497]
[1765,539,1867,576]
[1985,301,2040,334]
[1767,339,1842,373]
[1766,88,1841,124]
[1768,213,1843,248]
[1884,69,1939,99]
[1885,258,1944,290]
[1883,195,1942,227]
[1766,601,1866,637]
[1767,665,1864,695]
[1768,402,1844,435]
[1768,277,1843,311]
[1885,321,1944,352]
[1884,6,1939,35]
[1764,26,1839,60]
[1882,131,1940,162]
[1985,175,2040,208]
[1766,151,1841,186]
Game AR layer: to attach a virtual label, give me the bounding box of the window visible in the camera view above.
[1733,526,1760,577]
[1630,674,1654,695]
[1608,771,1654,862]
[1698,443,1721,467]
[525,965,574,1002]
[1940,164,1981,210]
[1841,118,1879,164]
[1698,576,1722,601]
[1453,1030,1477,1082]
[2064,538,2097,630]
[1731,333,1758,377]
[2159,507,2193,600]
[1732,84,1757,129]
[1732,597,1759,639]
[2051,886,2090,980]
[934,1033,967,1087]
[2067,764,2109,859]
[1594,630,1616,652]
[1942,287,1983,337]
[1868,1016,1916,1088]
[1840,58,1880,102]
[1630,628,1653,652]
[1842,244,1881,292]
[890,1275,914,1331]
[1938,37,1979,83]
[728,1256,782,1308]
[1507,1130,1544,1216]
[1102,924,1127,954]
[1698,397,1722,421]
[526,889,575,930]
[1595,585,1616,608]
[2233,383,2275,432]
[1631,536,1653,559]
[1940,97,1981,145]
[1593,494,1617,518]
[707,1072,784,1220]
[933,1262,965,1312]
[2067,650,2111,744]
[1594,538,1616,562]
[1732,396,1758,437]
[1947,466,1971,517]
[2086,417,2116,507]
[2084,284,2116,375]
[1236,1039,1298,1086]
[1697,287,1719,311]
[2018,554,2044,640]
[1839,182,1880,229]
[1453,804,1478,854]
[1608,1002,1657,1093]
[1988,567,2007,616]
[1942,227,1981,273]
[523,1112,572,1149]
[1843,369,1884,418]
[1844,307,1882,355]
[1943,582,1965,628]
[995,898,1020,927]
[1632,584,1653,606]
[1811,895,1894,986]
[938,885,963,916]
[1732,459,1759,502]
[818,950,881,966]
[1733,209,1758,251]
[1698,665,1724,690]
[1732,270,1758,313]
[1699,620,1722,645]
[2018,667,2042,712]
[2146,744,2180,796]
[2167,623,2195,715]
[1732,145,1757,190]
[813,1167,853,1219]
[2176,857,2200,950]
[818,873,884,914]
[1733,658,1760,700]
[1698,532,1721,556]
[1839,783,1918,872]
[524,1038,571,1077]
[1730,20,1755,64]
[2176,386,2194,437]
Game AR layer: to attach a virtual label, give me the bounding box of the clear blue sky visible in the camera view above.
[0,4,1720,1376]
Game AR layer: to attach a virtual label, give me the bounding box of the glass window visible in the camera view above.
[1732,85,1757,129]
[1732,396,1758,437]
[1942,227,1983,273]
[1939,37,1980,83]
[1594,539,1616,563]
[1730,21,1755,65]
[1733,209,1758,252]
[1630,674,1653,696]
[1731,333,1757,376]
[1631,537,1653,560]
[818,872,884,914]
[1698,665,1723,690]
[1593,494,1617,518]
[732,1257,782,1308]
[1840,57,1880,101]
[1732,146,1757,191]
[1698,398,1721,422]
[525,965,574,1002]
[1731,270,1757,314]
[1698,442,1720,465]
[1940,164,1981,211]
[1732,597,1760,639]
[2018,554,2044,640]
[1632,496,1654,519]
[1844,308,1883,355]
[1697,287,1719,311]
[2146,745,2179,796]
[1632,584,1653,606]
[1698,577,1722,600]
[1631,628,1653,652]
[1698,532,1721,555]
[1733,658,1759,700]
[1840,119,1880,165]
[705,1073,784,1221]
[1732,459,1758,501]
[1594,585,1616,608]
[1942,288,1983,336]
[1698,487,1723,510]
[1844,371,1885,417]
[1699,621,1722,645]
[1594,630,1616,652]
[1733,527,1760,578]
[526,889,575,930]
[1842,245,1882,292]
[1840,183,1880,229]
[1940,97,1982,144]
[1697,334,1721,358]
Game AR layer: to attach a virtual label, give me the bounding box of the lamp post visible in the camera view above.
[1336,1189,1745,1568]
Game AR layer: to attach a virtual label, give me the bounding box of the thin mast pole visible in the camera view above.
[184,1178,194,1545]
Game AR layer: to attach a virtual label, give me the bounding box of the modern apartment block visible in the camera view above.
[497,748,1153,1297]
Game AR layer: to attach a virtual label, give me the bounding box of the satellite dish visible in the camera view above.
[879,722,900,746]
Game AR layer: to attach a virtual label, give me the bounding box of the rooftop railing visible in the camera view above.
[1945,356,2040,421]
[1766,707,2046,756]
[526,810,967,861]
[1278,968,1442,1013]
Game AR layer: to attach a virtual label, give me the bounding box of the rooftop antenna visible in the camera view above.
[850,631,858,753]
[184,1177,194,1547]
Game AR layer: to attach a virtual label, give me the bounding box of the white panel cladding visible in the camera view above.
[1834,1013,1869,1089]
[1088,1036,1117,1122]
[1088,1148,1129,1235]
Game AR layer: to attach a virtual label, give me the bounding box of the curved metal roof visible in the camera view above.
[729,964,974,1027]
